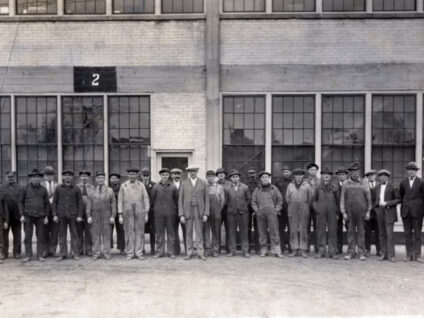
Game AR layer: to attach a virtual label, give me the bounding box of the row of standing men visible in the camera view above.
[0,161,422,263]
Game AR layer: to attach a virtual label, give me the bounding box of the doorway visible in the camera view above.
[153,151,193,182]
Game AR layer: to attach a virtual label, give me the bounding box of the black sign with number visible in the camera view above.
[74,67,117,92]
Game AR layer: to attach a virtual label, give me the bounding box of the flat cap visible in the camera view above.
[281,165,291,171]
[141,167,151,176]
[126,168,139,173]
[206,170,216,176]
[348,162,360,171]
[95,171,105,177]
[79,170,91,176]
[405,162,419,170]
[159,168,170,174]
[170,168,182,174]
[306,163,319,170]
[43,166,56,175]
[258,171,271,178]
[5,171,16,177]
[292,168,305,175]
[364,169,377,176]
[62,169,74,176]
[335,167,348,175]
[320,167,333,175]
[109,173,121,179]
[28,169,43,177]
[228,169,241,177]
[247,167,257,173]
[377,169,391,177]
[215,168,227,175]
[186,165,199,171]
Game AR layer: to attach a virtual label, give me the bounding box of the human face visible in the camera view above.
[282,170,291,179]
[80,174,89,184]
[322,173,331,182]
[294,174,303,183]
[407,169,417,178]
[63,174,73,184]
[128,172,138,181]
[160,172,170,183]
[350,169,360,180]
[5,175,15,184]
[141,175,150,183]
[337,173,347,182]
[217,173,226,181]
[30,175,41,186]
[207,175,215,184]
[44,173,54,182]
[260,174,270,185]
[231,175,240,184]
[189,170,198,179]
[366,174,376,182]
[110,176,120,184]
[171,172,181,181]
[96,175,105,186]
[308,167,317,177]
[248,171,257,180]
[379,174,389,184]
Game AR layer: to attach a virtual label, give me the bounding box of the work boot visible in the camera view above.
[276,253,284,259]
[184,254,192,260]
[244,253,251,258]
[344,254,353,260]
[126,255,133,260]
[22,257,30,262]
[73,255,80,260]
[38,257,46,262]
[359,254,367,261]
[301,251,308,258]
[169,254,176,259]
[288,251,297,257]
[56,256,65,261]
[389,257,397,263]
[199,255,207,261]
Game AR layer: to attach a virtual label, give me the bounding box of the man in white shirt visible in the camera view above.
[171,168,186,255]
[41,166,58,257]
[364,170,380,256]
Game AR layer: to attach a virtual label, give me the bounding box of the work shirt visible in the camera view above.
[52,183,84,218]
[151,181,179,216]
[86,185,116,219]
[0,183,23,220]
[379,183,387,206]
[19,183,49,218]
[0,192,9,224]
[340,177,372,214]
[286,181,313,205]
[77,183,94,208]
[251,184,283,213]
[312,182,340,213]
[118,180,150,214]
[226,183,251,214]
[207,182,225,211]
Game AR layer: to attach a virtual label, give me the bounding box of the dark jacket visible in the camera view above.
[275,177,293,212]
[0,183,23,220]
[0,192,9,224]
[227,183,251,215]
[312,181,340,214]
[19,183,49,218]
[399,177,424,219]
[52,183,83,218]
[151,181,179,217]
[374,182,401,223]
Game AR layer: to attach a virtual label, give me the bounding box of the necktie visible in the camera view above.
[99,186,102,194]
[83,185,88,195]
[49,182,53,196]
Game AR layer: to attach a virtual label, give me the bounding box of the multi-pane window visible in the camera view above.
[373,0,416,11]
[372,95,416,184]
[161,0,203,13]
[321,95,365,172]
[272,0,315,11]
[223,96,265,181]
[109,96,150,178]
[322,0,365,11]
[62,96,104,175]
[0,97,11,180]
[16,0,57,14]
[113,0,154,13]
[65,0,105,14]
[223,0,265,12]
[16,97,57,185]
[0,0,9,14]
[272,95,315,178]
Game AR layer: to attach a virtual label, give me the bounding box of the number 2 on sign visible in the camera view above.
[92,73,100,86]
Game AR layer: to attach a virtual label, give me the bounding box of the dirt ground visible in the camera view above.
[0,245,423,318]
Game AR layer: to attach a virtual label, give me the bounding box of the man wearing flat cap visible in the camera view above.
[141,167,156,256]
[53,170,84,261]
[399,162,424,262]
[312,167,339,258]
[275,165,293,254]
[374,170,401,262]
[178,166,209,260]
[0,186,8,263]
[246,168,260,255]
[226,169,251,257]
[109,173,125,254]
[334,167,348,254]
[340,162,372,261]
[306,162,320,254]
[76,170,94,256]
[364,169,380,256]
[86,172,116,260]
[286,168,313,258]
[171,168,186,255]
[216,167,231,254]
[252,171,284,258]
[118,168,150,260]
[20,169,50,262]
[41,166,58,257]
[150,168,179,258]
[1,171,23,259]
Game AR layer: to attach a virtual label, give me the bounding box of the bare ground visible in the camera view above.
[0,246,423,318]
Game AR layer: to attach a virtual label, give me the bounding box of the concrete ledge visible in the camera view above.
[220,12,424,19]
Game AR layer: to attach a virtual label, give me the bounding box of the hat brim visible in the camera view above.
[29,173,43,177]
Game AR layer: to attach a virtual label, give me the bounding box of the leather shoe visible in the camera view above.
[227,252,235,257]
[344,254,353,260]
[22,257,30,262]
[244,253,251,258]
[259,252,267,257]
[38,257,46,262]
[301,251,308,258]
[288,252,296,257]
[153,254,163,259]
[389,257,397,263]
[169,255,176,259]
[212,252,219,258]
[136,255,146,260]
[199,255,207,261]
[402,256,411,262]
[378,255,387,261]
[184,255,192,260]
[56,256,65,261]
[276,253,284,259]
[126,255,133,260]
[73,255,80,260]
[359,255,367,261]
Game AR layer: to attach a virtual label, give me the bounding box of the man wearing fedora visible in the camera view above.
[399,162,424,262]
[374,169,401,262]
[340,162,372,261]
[306,162,320,254]
[41,166,58,257]
[286,168,313,258]
[312,167,339,259]
[226,169,251,257]
[53,170,84,261]
[364,169,381,256]
[20,169,50,262]
[141,167,156,256]
[334,167,348,254]
[275,165,293,254]
[118,168,150,260]
[251,171,284,258]
[1,171,23,259]
[77,170,94,256]
[178,166,209,260]
[171,168,186,255]
[216,167,231,254]
[109,173,125,254]
[87,171,116,260]
[151,168,179,259]
[246,167,260,255]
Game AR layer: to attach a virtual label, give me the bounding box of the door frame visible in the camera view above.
[151,149,194,182]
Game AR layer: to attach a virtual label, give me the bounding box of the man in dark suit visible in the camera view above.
[399,162,424,262]
[178,166,209,260]
[334,167,348,254]
[374,169,401,262]
[141,167,156,255]
[364,170,380,256]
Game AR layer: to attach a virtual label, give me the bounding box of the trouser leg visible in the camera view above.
[386,220,395,258]
[123,208,135,257]
[372,217,380,254]
[58,217,68,257]
[210,210,221,254]
[376,208,387,257]
[256,210,268,253]
[103,215,112,257]
[364,219,371,252]
[193,207,204,256]
[165,214,176,255]
[134,211,146,257]
[227,213,236,253]
[402,215,413,258]
[91,212,101,257]
[34,217,44,258]
[239,213,250,254]
[155,214,166,255]
[327,210,338,255]
[149,216,155,255]
[49,215,59,255]
[267,211,281,255]
[337,215,343,253]
[299,206,309,251]
[288,204,299,251]
[220,208,229,253]
[174,217,181,255]
[307,210,317,252]
[69,218,79,257]
[357,211,366,256]
[24,217,34,258]
[0,216,4,258]
[8,219,22,257]
[347,211,357,255]
[315,209,326,254]
[203,217,211,256]
[185,217,194,256]
[412,217,423,258]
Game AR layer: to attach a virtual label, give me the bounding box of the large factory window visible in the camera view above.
[0,97,11,179]
[272,0,315,11]
[108,96,150,179]
[373,0,415,11]
[321,95,365,172]
[65,0,105,14]
[16,0,57,14]
[113,0,154,13]
[223,0,265,12]
[372,95,416,184]
[272,95,315,180]
[16,96,57,184]
[161,0,203,13]
[322,0,365,11]
[223,95,265,182]
[62,96,104,175]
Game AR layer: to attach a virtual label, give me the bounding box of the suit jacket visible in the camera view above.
[41,180,58,213]
[178,178,210,218]
[399,177,424,219]
[374,182,401,223]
